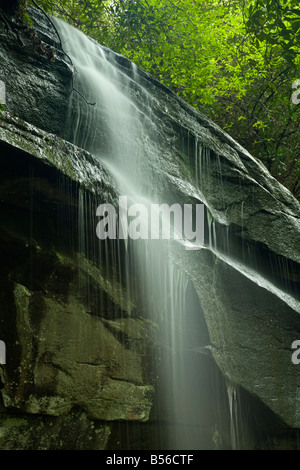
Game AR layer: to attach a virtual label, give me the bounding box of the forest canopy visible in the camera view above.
[6,0,300,199]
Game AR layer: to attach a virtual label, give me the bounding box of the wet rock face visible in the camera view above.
[0,6,71,136]
[0,114,156,449]
[0,406,112,450]
[3,266,154,421]
[173,246,300,430]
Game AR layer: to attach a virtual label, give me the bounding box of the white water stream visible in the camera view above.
[50,17,299,449]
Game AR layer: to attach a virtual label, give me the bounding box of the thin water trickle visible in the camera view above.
[227,383,239,450]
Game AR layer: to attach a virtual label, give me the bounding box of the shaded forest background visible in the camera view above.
[3,0,300,200]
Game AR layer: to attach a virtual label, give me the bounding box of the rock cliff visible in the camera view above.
[0,5,299,450]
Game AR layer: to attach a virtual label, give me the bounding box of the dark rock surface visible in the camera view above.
[0,5,299,449]
[0,112,156,449]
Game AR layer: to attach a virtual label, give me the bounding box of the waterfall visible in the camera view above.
[47,16,300,450]
[49,18,215,449]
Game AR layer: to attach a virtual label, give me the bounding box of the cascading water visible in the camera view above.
[47,16,300,450]
[50,18,220,449]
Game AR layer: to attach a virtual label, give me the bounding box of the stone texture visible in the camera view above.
[3,277,153,421]
[0,112,156,449]
[0,6,72,136]
[0,405,111,450]
[0,4,299,449]
[171,246,300,429]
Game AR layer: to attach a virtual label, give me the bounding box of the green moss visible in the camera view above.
[55,252,65,262]
[46,141,76,180]
[1,416,28,429]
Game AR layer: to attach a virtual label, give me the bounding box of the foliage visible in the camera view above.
[0,0,25,15]
[105,1,253,107]
[26,0,300,199]
[30,0,111,39]
[246,0,300,65]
